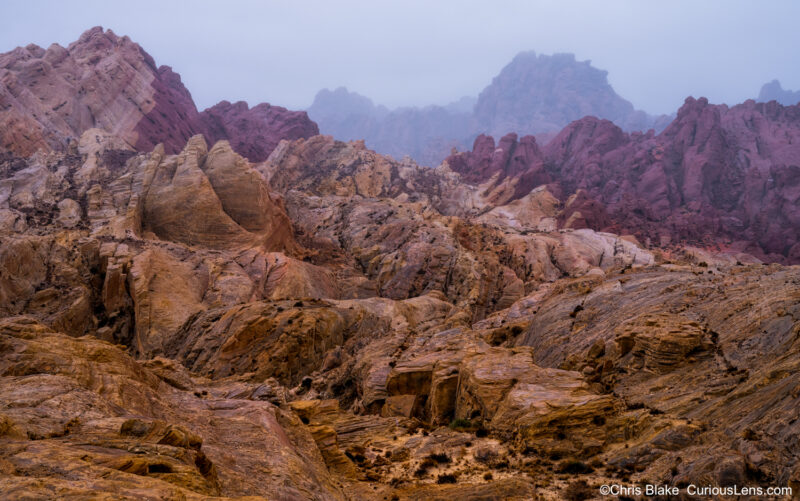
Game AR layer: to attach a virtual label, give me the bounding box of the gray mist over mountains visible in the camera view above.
[1,0,799,116]
[307,52,675,165]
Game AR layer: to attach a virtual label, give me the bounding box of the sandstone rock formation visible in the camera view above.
[0,317,345,500]
[1,120,799,498]
[2,27,800,501]
[447,97,800,264]
[0,27,317,160]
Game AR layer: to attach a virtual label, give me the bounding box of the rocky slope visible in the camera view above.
[1,28,800,501]
[308,52,669,165]
[2,123,799,499]
[447,97,800,264]
[0,27,317,160]
[759,80,800,106]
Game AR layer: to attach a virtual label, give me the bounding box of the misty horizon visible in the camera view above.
[2,0,800,117]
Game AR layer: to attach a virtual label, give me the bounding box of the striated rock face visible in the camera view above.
[140,136,295,250]
[308,52,671,165]
[447,97,800,263]
[0,317,345,500]
[0,27,204,156]
[0,27,317,160]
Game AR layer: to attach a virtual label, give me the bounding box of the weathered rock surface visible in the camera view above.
[0,27,317,160]
[447,97,800,263]
[263,136,655,323]
[0,317,344,500]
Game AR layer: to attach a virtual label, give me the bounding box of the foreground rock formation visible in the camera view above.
[2,122,799,499]
[0,27,317,160]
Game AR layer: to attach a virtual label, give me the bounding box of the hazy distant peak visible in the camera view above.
[757,80,800,105]
[309,87,388,119]
[443,96,478,114]
[308,50,668,166]
[509,51,598,72]
[474,50,656,136]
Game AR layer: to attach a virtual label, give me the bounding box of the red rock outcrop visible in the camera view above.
[446,133,551,201]
[447,97,800,263]
[0,27,317,160]
[201,100,319,162]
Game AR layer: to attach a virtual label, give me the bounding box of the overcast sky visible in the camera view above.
[2,0,798,115]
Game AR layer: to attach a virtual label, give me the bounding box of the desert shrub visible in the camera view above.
[427,452,451,464]
[556,459,594,474]
[449,418,472,430]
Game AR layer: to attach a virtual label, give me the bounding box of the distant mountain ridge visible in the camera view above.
[308,87,475,166]
[474,52,670,136]
[308,51,670,165]
[758,79,800,106]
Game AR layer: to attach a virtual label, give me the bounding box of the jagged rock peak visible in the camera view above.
[474,51,663,136]
[448,97,800,263]
[0,27,317,160]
